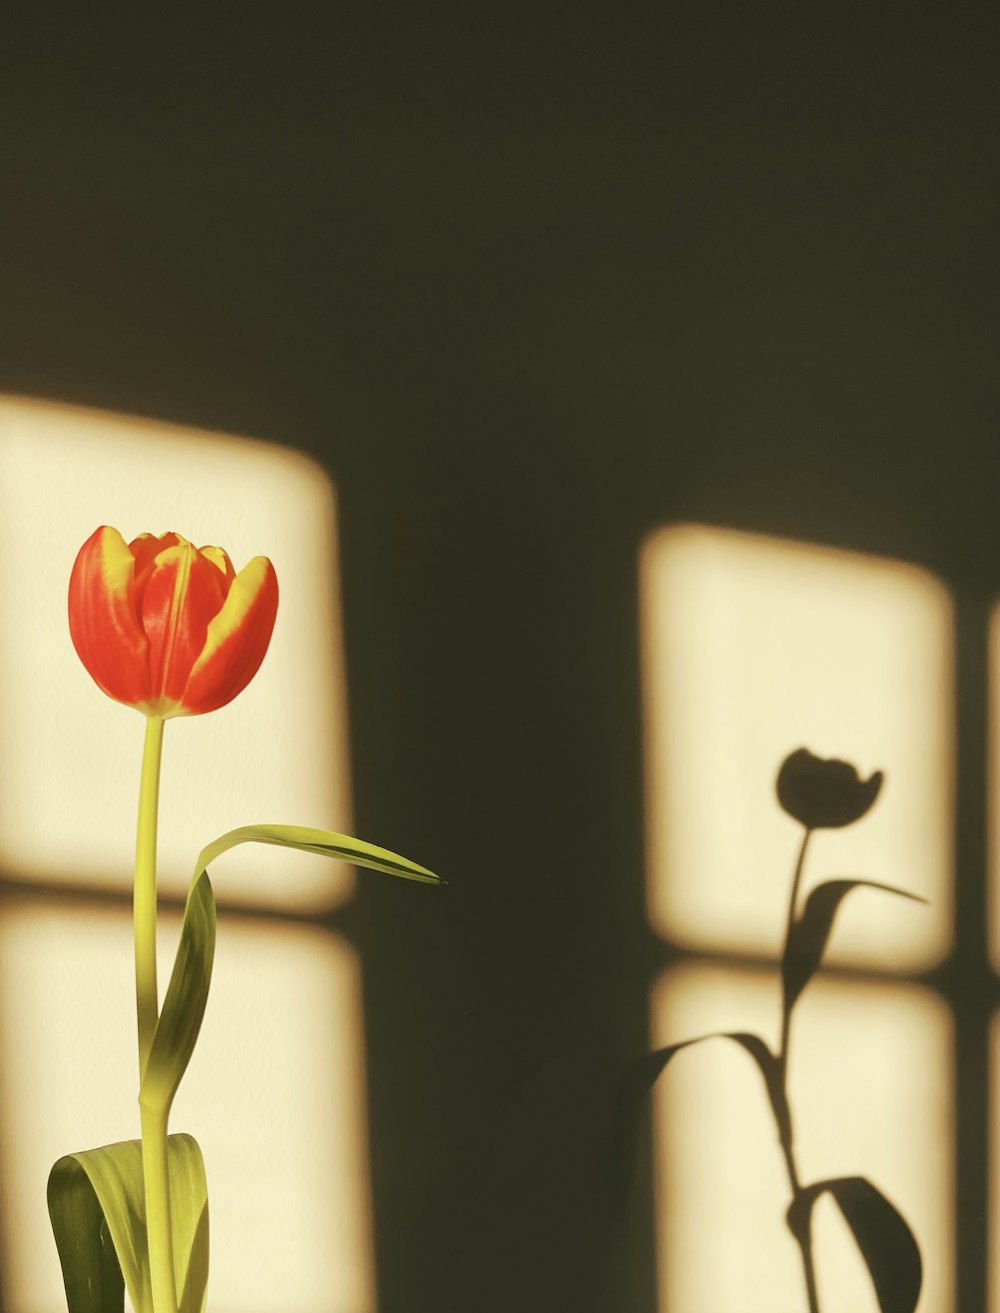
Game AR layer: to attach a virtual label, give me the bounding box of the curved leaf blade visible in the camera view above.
[141,869,217,1114]
[195,823,441,886]
[144,826,436,1116]
[46,1157,125,1313]
[613,1031,783,1205]
[630,1031,781,1114]
[783,879,926,1012]
[795,1175,922,1313]
[48,1134,209,1313]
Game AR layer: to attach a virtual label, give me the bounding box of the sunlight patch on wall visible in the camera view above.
[651,963,953,1313]
[984,1013,1000,1313]
[640,524,953,971]
[0,900,374,1313]
[0,393,352,912]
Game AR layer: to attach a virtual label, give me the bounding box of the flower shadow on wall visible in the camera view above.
[620,748,925,1313]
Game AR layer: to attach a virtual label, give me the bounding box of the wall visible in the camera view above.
[1,7,998,1311]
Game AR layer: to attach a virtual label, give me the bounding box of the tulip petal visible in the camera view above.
[141,544,229,714]
[197,544,237,585]
[129,531,185,580]
[179,556,278,715]
[68,526,152,708]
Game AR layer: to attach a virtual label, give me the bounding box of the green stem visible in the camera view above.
[778,827,820,1313]
[135,716,165,1078]
[133,714,178,1313]
[140,1103,177,1313]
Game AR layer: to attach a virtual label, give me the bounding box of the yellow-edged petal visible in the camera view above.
[68,525,151,709]
[197,544,237,584]
[140,544,228,715]
[178,556,278,715]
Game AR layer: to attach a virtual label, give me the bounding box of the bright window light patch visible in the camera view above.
[0,900,374,1313]
[988,1011,1000,1313]
[0,395,375,1313]
[651,963,953,1313]
[639,524,953,971]
[0,394,353,912]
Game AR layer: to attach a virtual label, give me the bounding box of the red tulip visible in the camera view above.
[69,526,279,717]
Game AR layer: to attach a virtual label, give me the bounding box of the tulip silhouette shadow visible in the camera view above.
[604,747,925,1313]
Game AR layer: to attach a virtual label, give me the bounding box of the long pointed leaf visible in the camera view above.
[783,879,926,1012]
[48,1134,209,1313]
[141,870,217,1115]
[195,823,441,886]
[793,1175,922,1313]
[143,825,437,1116]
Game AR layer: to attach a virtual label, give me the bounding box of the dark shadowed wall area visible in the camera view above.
[2,6,999,1312]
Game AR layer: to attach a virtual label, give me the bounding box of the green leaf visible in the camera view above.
[46,1158,124,1313]
[140,825,437,1116]
[791,1175,922,1313]
[194,823,442,886]
[141,824,436,1117]
[783,879,926,1012]
[48,1134,209,1313]
[140,870,217,1115]
[614,1031,784,1205]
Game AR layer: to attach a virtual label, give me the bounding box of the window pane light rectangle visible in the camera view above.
[0,395,352,912]
[0,900,374,1313]
[651,963,953,1313]
[639,524,953,971]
